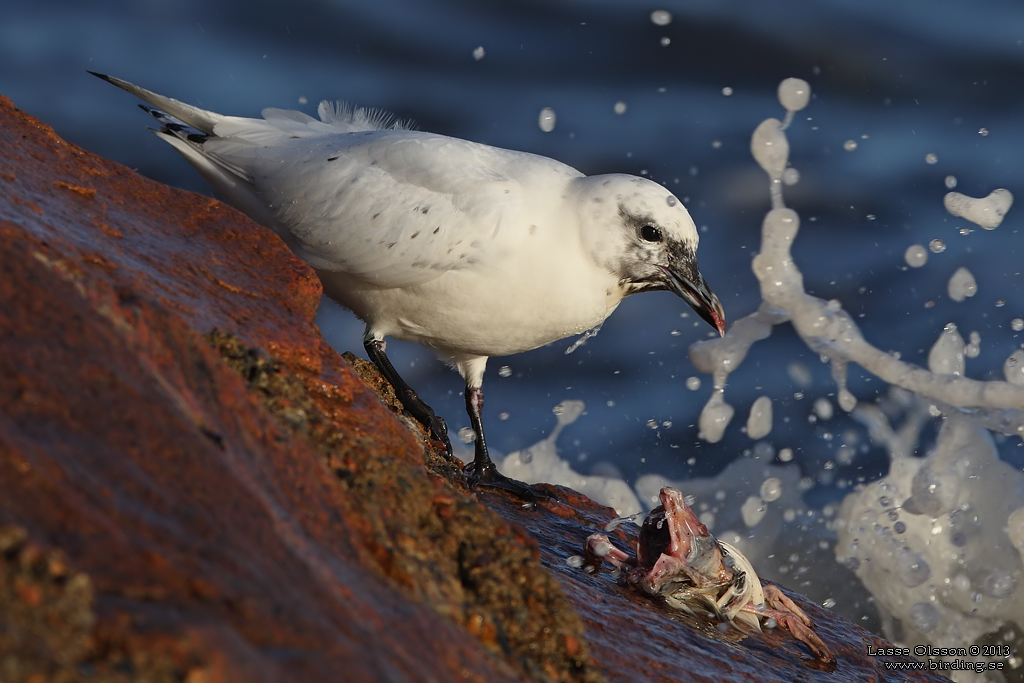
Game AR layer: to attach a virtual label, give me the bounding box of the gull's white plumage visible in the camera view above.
[96,73,724,500]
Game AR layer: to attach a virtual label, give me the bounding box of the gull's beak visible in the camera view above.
[659,265,726,336]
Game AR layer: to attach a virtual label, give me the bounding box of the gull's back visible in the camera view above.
[139,87,585,289]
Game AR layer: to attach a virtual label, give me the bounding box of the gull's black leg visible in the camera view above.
[364,334,452,455]
[462,385,548,506]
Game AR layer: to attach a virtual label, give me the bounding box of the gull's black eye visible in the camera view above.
[640,225,662,243]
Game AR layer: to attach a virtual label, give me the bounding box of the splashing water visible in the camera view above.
[943,189,1013,229]
[538,107,556,132]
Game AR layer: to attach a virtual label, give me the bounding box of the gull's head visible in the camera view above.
[574,174,726,336]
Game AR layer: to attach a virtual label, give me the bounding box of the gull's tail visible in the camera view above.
[91,72,415,244]
[89,72,282,232]
[89,72,223,134]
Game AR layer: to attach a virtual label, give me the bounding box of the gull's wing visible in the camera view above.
[214,129,553,288]
[93,73,581,288]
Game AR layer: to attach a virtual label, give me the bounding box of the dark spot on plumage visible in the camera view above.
[619,278,663,295]
[421,207,429,214]
[667,238,699,283]
[387,242,396,249]
[187,133,206,144]
[327,155,339,162]
[433,227,440,234]
[410,231,420,239]
[372,213,380,220]
[618,204,658,234]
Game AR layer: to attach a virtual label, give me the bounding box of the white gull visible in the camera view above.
[93,72,726,502]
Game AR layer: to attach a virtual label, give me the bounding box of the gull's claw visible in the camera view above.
[463,459,550,507]
[425,412,452,455]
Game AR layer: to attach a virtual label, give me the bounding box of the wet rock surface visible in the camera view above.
[0,95,943,682]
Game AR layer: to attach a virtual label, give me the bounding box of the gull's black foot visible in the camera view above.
[463,459,552,508]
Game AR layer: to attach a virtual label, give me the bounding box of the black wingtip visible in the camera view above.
[87,70,112,82]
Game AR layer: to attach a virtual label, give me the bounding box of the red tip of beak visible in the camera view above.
[712,302,726,337]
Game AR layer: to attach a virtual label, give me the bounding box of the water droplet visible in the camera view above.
[760,477,783,502]
[979,127,989,136]
[472,46,486,61]
[944,189,1013,229]
[298,95,308,105]
[685,376,701,391]
[904,244,927,267]
[498,411,510,421]
[894,521,906,534]
[925,153,938,165]
[908,602,938,633]
[660,36,671,47]
[813,397,834,421]
[458,427,476,443]
[822,597,836,609]
[782,167,800,185]
[614,100,627,115]
[777,78,810,111]
[646,419,658,429]
[838,389,857,412]
[778,448,794,463]
[947,267,977,302]
[843,140,858,151]
[945,175,957,189]
[650,9,672,25]
[666,195,678,207]
[984,570,1015,599]
[928,239,946,253]
[896,548,930,587]
[721,86,733,96]
[747,396,773,439]
[1007,351,1024,386]
[1012,318,1024,332]
[996,299,1007,307]
[565,555,584,568]
[787,362,812,388]
[741,495,767,527]
[538,107,556,133]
